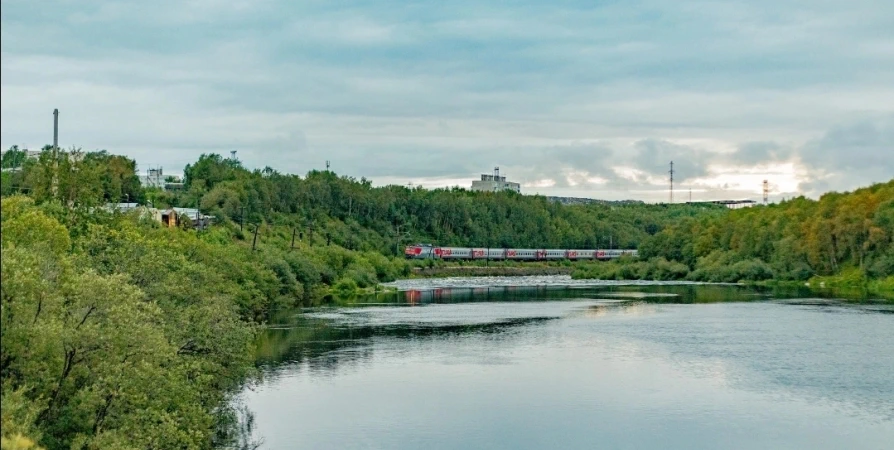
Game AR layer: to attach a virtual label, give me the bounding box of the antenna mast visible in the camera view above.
[669,161,674,203]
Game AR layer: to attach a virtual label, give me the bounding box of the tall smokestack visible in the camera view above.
[52,109,59,198]
[53,109,59,151]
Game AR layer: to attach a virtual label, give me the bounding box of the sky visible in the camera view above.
[2,0,893,202]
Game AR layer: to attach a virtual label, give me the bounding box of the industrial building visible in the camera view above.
[140,167,165,189]
[106,203,214,229]
[139,167,184,191]
[471,167,521,193]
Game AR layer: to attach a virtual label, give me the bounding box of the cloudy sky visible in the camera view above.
[2,0,892,202]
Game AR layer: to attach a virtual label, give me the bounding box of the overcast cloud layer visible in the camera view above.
[2,0,893,202]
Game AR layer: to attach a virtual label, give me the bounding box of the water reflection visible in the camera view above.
[256,312,557,376]
[364,283,790,306]
[257,283,890,375]
[248,279,894,450]
[581,301,659,318]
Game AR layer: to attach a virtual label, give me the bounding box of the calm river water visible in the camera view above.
[242,277,894,450]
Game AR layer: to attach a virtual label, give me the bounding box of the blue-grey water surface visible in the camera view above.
[243,277,894,449]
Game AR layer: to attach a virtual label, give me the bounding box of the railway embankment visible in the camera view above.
[412,266,573,278]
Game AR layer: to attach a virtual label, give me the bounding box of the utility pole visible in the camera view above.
[326,160,330,171]
[669,161,674,204]
[251,224,259,251]
[763,180,769,205]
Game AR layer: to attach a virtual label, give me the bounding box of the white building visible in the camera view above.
[140,168,165,189]
[471,168,521,193]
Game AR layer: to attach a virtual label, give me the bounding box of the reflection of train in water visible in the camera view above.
[404,244,638,260]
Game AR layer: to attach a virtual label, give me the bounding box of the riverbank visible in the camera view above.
[749,274,894,301]
[411,266,573,278]
[569,259,894,301]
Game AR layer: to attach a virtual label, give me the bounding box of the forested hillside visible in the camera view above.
[171,154,726,252]
[574,180,894,291]
[2,150,726,253]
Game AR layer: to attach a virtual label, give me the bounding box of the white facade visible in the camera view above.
[471,174,521,193]
[140,168,165,189]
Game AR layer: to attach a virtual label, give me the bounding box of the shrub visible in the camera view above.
[333,277,359,295]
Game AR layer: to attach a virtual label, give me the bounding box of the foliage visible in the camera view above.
[3,147,143,205]
[0,192,414,448]
[1,146,29,169]
[576,181,894,290]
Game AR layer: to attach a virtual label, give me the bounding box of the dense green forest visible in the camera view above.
[572,180,894,294]
[1,147,892,448]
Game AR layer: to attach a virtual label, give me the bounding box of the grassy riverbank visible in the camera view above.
[406,259,574,278]
[411,266,573,277]
[571,259,894,300]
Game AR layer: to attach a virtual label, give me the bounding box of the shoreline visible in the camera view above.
[411,266,573,278]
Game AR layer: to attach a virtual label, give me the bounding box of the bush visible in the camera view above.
[283,252,323,294]
[729,259,774,281]
[333,277,359,295]
[867,252,894,278]
[361,251,402,282]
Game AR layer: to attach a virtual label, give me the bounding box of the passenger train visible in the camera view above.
[404,244,638,261]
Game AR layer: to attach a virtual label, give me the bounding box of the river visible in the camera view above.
[241,276,894,449]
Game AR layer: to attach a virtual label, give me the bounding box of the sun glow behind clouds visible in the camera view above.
[691,162,807,195]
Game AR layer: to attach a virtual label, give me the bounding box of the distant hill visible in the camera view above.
[545,196,645,206]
